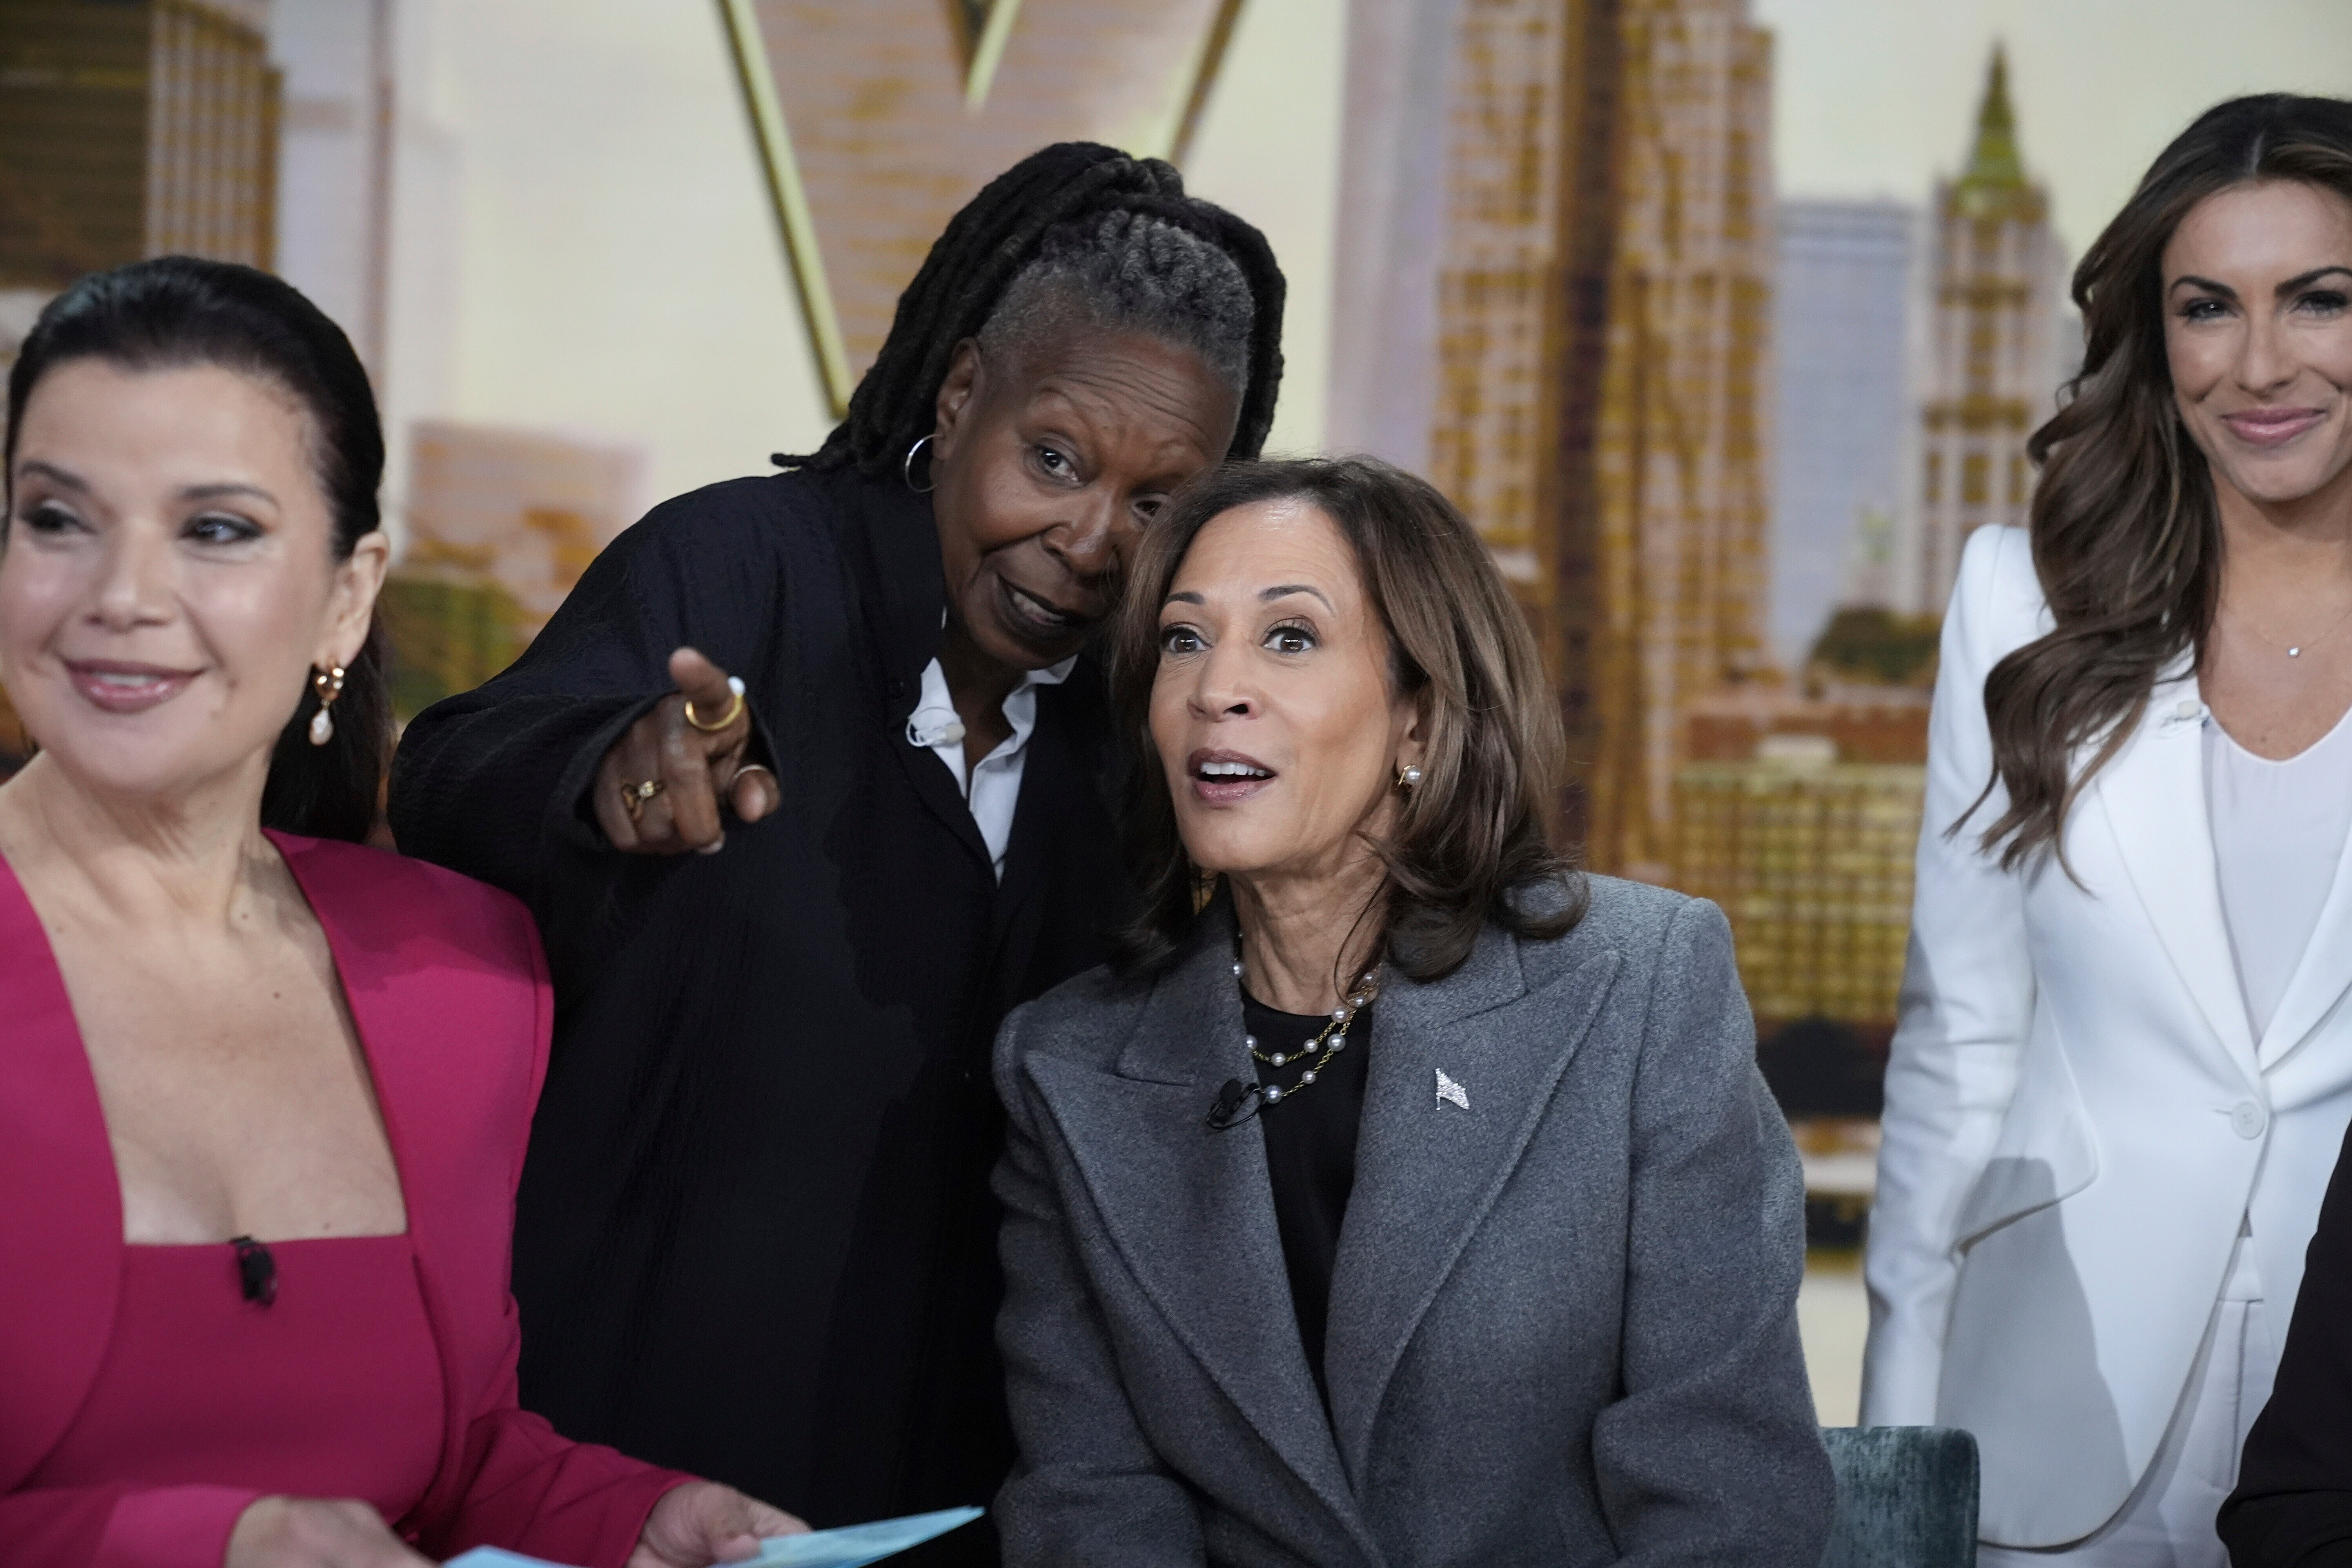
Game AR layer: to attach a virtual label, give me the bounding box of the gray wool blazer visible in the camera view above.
[989,875,1835,1568]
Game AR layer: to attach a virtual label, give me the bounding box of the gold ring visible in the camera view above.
[683,688,746,733]
[620,777,664,821]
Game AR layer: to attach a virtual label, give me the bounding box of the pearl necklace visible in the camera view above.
[1231,952,1379,1108]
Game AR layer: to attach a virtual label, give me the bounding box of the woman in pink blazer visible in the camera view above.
[0,258,802,1568]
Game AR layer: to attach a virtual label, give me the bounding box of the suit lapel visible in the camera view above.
[1323,929,1620,1480]
[992,675,1093,941]
[2256,786,2352,1069]
[272,834,471,1503]
[890,728,993,871]
[1017,919,1371,1552]
[273,833,539,1522]
[2093,681,2259,1079]
[843,471,995,875]
[0,855,122,1490]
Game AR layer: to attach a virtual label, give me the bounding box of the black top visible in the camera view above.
[2222,1114,2352,1566]
[1245,992,1372,1401]
[386,465,1127,1564]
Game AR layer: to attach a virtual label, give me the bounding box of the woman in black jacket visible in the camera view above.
[2224,1111,2352,1566]
[386,142,1285,1565]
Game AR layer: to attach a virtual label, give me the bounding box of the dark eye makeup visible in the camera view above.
[185,511,264,546]
[19,499,82,534]
[1160,622,1206,656]
[1264,620,1318,655]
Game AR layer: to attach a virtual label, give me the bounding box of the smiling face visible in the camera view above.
[2164,180,2352,512]
[1,359,387,805]
[1150,497,1423,887]
[928,327,1240,673]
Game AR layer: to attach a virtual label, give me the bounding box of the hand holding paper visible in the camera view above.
[630,1481,808,1568]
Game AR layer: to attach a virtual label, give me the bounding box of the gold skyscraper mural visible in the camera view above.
[0,0,279,291]
[1587,0,1775,879]
[1912,49,2066,614]
[1427,0,1773,879]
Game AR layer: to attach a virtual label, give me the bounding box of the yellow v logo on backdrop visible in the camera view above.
[949,0,1022,105]
[718,0,1246,416]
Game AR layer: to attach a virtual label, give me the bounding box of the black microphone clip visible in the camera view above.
[231,1234,277,1307]
[1206,1077,1263,1131]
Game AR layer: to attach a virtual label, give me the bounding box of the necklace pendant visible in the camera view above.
[2290,647,2303,658]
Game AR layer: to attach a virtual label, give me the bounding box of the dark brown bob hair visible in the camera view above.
[1979,94,2352,866]
[1107,456,1583,980]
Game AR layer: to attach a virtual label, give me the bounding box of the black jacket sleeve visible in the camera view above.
[387,474,798,918]
[2221,1115,2352,1567]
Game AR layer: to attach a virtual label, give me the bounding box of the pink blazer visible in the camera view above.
[0,831,693,1568]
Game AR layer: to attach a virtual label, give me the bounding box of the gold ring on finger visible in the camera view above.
[620,777,664,820]
[684,686,746,733]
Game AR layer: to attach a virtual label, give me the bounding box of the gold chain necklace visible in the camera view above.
[1231,952,1379,1108]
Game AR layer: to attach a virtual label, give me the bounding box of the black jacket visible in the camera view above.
[387,465,1128,1561]
[2222,1110,2352,1567]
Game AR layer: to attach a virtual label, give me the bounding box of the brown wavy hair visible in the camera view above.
[1107,457,1582,980]
[1979,94,2352,867]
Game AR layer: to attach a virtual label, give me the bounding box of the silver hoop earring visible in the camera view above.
[902,434,937,494]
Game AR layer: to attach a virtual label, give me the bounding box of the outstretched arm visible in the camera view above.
[387,479,790,914]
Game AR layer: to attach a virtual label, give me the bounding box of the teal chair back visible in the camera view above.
[1819,1425,1980,1568]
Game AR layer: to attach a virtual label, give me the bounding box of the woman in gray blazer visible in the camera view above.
[989,457,1833,1568]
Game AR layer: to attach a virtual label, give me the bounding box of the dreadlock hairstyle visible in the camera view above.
[790,142,1286,474]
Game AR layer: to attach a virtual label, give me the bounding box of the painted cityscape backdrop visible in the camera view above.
[0,2,2337,1174]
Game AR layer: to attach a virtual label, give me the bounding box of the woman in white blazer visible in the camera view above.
[1863,94,2352,1565]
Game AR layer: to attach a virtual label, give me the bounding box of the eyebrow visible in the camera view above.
[1160,584,1338,612]
[1260,583,1334,610]
[10,463,278,509]
[15,459,88,493]
[2169,265,2352,299]
[181,481,278,506]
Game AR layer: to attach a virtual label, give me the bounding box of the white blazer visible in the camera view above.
[1861,523,2352,1548]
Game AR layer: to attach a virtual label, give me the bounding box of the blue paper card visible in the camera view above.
[726,1507,986,1566]
[443,1505,984,1568]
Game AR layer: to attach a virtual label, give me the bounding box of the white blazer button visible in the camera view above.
[2231,1102,2267,1139]
[2176,699,2200,720]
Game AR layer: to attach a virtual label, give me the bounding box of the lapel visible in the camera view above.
[0,854,123,1490]
[1323,926,1621,1481]
[2091,672,2259,1080]
[993,677,1074,942]
[992,662,1116,942]
[271,833,510,1523]
[845,470,993,874]
[2254,751,2352,1071]
[1017,912,1375,1557]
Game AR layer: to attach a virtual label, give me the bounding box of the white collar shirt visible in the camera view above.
[905,653,1077,880]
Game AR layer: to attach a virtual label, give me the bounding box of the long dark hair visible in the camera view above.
[789,142,1288,474]
[1980,94,2352,866]
[1109,458,1582,981]
[4,256,391,843]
